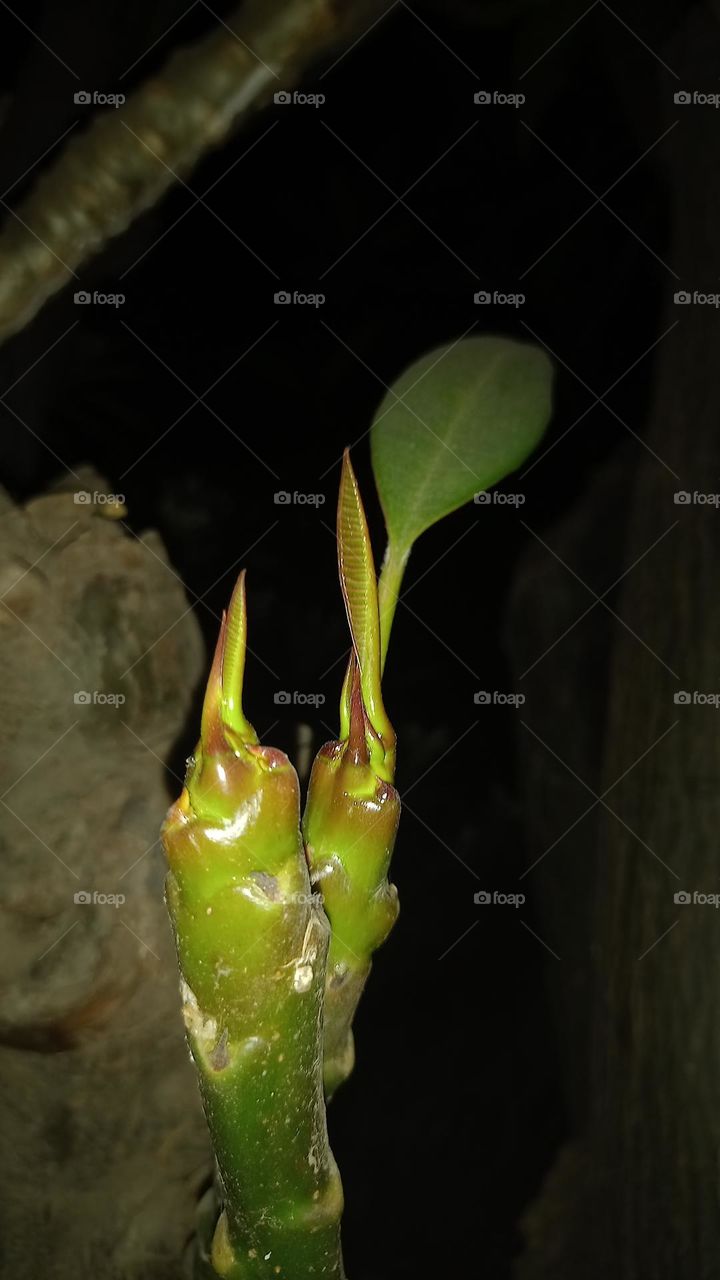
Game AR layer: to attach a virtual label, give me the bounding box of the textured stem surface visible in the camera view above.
[304,658,399,1096]
[162,577,344,1278]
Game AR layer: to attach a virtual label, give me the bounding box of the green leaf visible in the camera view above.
[337,449,382,702]
[337,450,394,778]
[370,335,553,556]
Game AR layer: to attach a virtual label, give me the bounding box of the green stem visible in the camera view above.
[377,538,409,672]
[303,658,400,1098]
[163,579,345,1278]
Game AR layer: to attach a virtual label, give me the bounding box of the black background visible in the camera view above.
[0,2,677,1274]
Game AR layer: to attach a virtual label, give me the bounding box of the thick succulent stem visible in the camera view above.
[304,657,400,1097]
[162,575,344,1278]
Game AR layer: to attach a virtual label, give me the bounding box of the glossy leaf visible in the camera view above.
[370,335,553,557]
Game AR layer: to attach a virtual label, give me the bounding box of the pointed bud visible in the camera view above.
[337,449,395,781]
[165,572,297,837]
[220,571,257,747]
[162,570,308,1012]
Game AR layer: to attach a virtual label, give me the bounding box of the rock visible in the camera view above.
[0,472,209,1278]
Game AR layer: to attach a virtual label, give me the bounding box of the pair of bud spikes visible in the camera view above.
[162,451,399,1279]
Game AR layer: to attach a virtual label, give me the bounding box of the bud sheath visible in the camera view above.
[162,575,344,1278]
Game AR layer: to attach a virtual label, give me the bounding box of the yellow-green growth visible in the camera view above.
[162,573,344,1278]
[303,455,401,1097]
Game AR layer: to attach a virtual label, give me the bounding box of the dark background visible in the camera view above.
[0,1,683,1275]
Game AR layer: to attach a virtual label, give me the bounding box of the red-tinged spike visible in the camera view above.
[200,610,228,757]
[346,653,370,767]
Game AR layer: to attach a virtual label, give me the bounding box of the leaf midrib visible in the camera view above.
[385,346,507,552]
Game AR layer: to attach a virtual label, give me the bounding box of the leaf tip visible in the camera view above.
[221,570,256,746]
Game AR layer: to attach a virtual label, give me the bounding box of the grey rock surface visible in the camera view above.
[0,471,210,1278]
